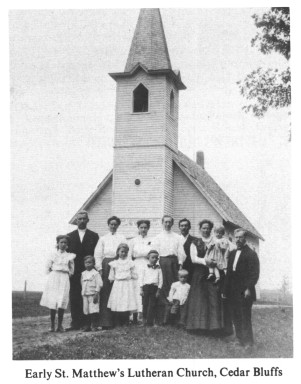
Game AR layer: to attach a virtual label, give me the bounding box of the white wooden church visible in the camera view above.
[70,8,263,252]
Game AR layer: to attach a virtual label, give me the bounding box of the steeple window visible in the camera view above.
[170,90,175,116]
[133,84,149,113]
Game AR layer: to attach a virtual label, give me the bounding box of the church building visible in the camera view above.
[69,9,263,252]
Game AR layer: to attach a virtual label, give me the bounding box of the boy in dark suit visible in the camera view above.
[223,228,259,348]
[67,211,99,330]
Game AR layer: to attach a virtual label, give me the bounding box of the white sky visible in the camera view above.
[10,8,291,291]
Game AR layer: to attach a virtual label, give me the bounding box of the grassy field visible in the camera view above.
[12,291,69,318]
[12,291,293,360]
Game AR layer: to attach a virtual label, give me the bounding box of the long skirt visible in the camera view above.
[186,264,223,331]
[108,279,137,312]
[99,257,116,327]
[156,255,179,324]
[40,270,70,310]
[133,257,148,313]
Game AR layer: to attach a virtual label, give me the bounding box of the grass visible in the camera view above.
[12,291,69,318]
[13,306,293,360]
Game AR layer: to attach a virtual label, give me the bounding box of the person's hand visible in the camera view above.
[205,259,217,268]
[221,293,227,300]
[244,288,251,299]
[179,264,183,270]
[93,293,99,304]
[140,288,144,297]
[155,289,160,298]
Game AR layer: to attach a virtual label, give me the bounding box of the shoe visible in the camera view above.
[82,326,91,332]
[65,326,80,332]
[91,326,100,332]
[49,326,55,332]
[56,326,65,333]
[244,344,254,353]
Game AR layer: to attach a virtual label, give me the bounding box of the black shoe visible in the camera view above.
[65,325,80,332]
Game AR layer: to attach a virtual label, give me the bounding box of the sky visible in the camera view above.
[10,8,291,292]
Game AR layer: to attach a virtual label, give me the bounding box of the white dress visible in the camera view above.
[40,250,76,310]
[129,235,152,312]
[107,259,138,312]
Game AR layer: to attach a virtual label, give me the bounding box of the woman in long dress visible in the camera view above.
[186,220,231,333]
[129,220,152,323]
[94,216,126,329]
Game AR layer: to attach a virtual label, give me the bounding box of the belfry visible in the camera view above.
[70,9,263,251]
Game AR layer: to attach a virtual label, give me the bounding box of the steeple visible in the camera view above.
[109,8,185,90]
[125,8,172,72]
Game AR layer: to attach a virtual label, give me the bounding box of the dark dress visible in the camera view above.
[99,257,116,327]
[185,237,232,333]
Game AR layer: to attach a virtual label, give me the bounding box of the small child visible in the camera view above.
[81,255,103,332]
[140,250,163,327]
[167,269,190,326]
[107,243,138,326]
[40,235,75,332]
[207,225,231,283]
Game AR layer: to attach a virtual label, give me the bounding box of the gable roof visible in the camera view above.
[69,152,263,240]
[174,151,264,240]
[125,8,171,72]
[69,170,113,225]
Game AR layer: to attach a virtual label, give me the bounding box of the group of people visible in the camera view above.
[40,210,260,349]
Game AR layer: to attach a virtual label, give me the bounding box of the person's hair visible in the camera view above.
[56,235,70,248]
[178,269,189,278]
[77,210,89,219]
[107,216,121,226]
[199,219,214,231]
[84,255,95,265]
[234,228,247,237]
[147,249,159,259]
[214,225,225,235]
[178,218,191,229]
[137,220,151,229]
[161,215,174,225]
[116,243,129,258]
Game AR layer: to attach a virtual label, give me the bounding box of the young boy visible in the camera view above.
[140,250,163,328]
[167,269,190,326]
[81,255,103,331]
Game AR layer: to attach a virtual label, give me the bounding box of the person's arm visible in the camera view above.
[45,254,54,274]
[177,237,186,266]
[245,250,260,297]
[130,264,138,280]
[168,283,176,302]
[182,284,190,304]
[108,263,115,282]
[94,237,105,272]
[190,243,206,265]
[68,259,75,276]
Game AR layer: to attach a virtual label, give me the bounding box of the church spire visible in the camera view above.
[125,8,172,72]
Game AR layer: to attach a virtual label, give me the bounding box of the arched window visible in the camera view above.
[133,84,149,113]
[170,90,175,116]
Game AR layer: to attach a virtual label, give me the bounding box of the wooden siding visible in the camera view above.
[173,163,222,236]
[115,71,167,148]
[163,146,174,216]
[84,179,112,237]
[165,79,179,151]
[112,146,166,218]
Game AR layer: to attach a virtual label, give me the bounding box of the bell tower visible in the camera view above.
[109,8,186,237]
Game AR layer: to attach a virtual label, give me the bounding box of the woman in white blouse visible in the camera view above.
[94,216,126,329]
[129,220,152,323]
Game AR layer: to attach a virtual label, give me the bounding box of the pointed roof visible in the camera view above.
[69,153,264,241]
[125,8,171,72]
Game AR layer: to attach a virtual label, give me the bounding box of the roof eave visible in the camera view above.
[69,170,113,225]
[109,65,186,90]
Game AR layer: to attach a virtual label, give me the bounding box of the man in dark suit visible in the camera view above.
[223,228,260,348]
[179,218,195,284]
[67,210,99,330]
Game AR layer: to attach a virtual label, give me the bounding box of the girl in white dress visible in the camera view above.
[107,243,138,326]
[40,235,76,332]
[129,220,152,323]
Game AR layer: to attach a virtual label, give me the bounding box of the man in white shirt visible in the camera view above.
[152,215,186,324]
[223,229,260,348]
